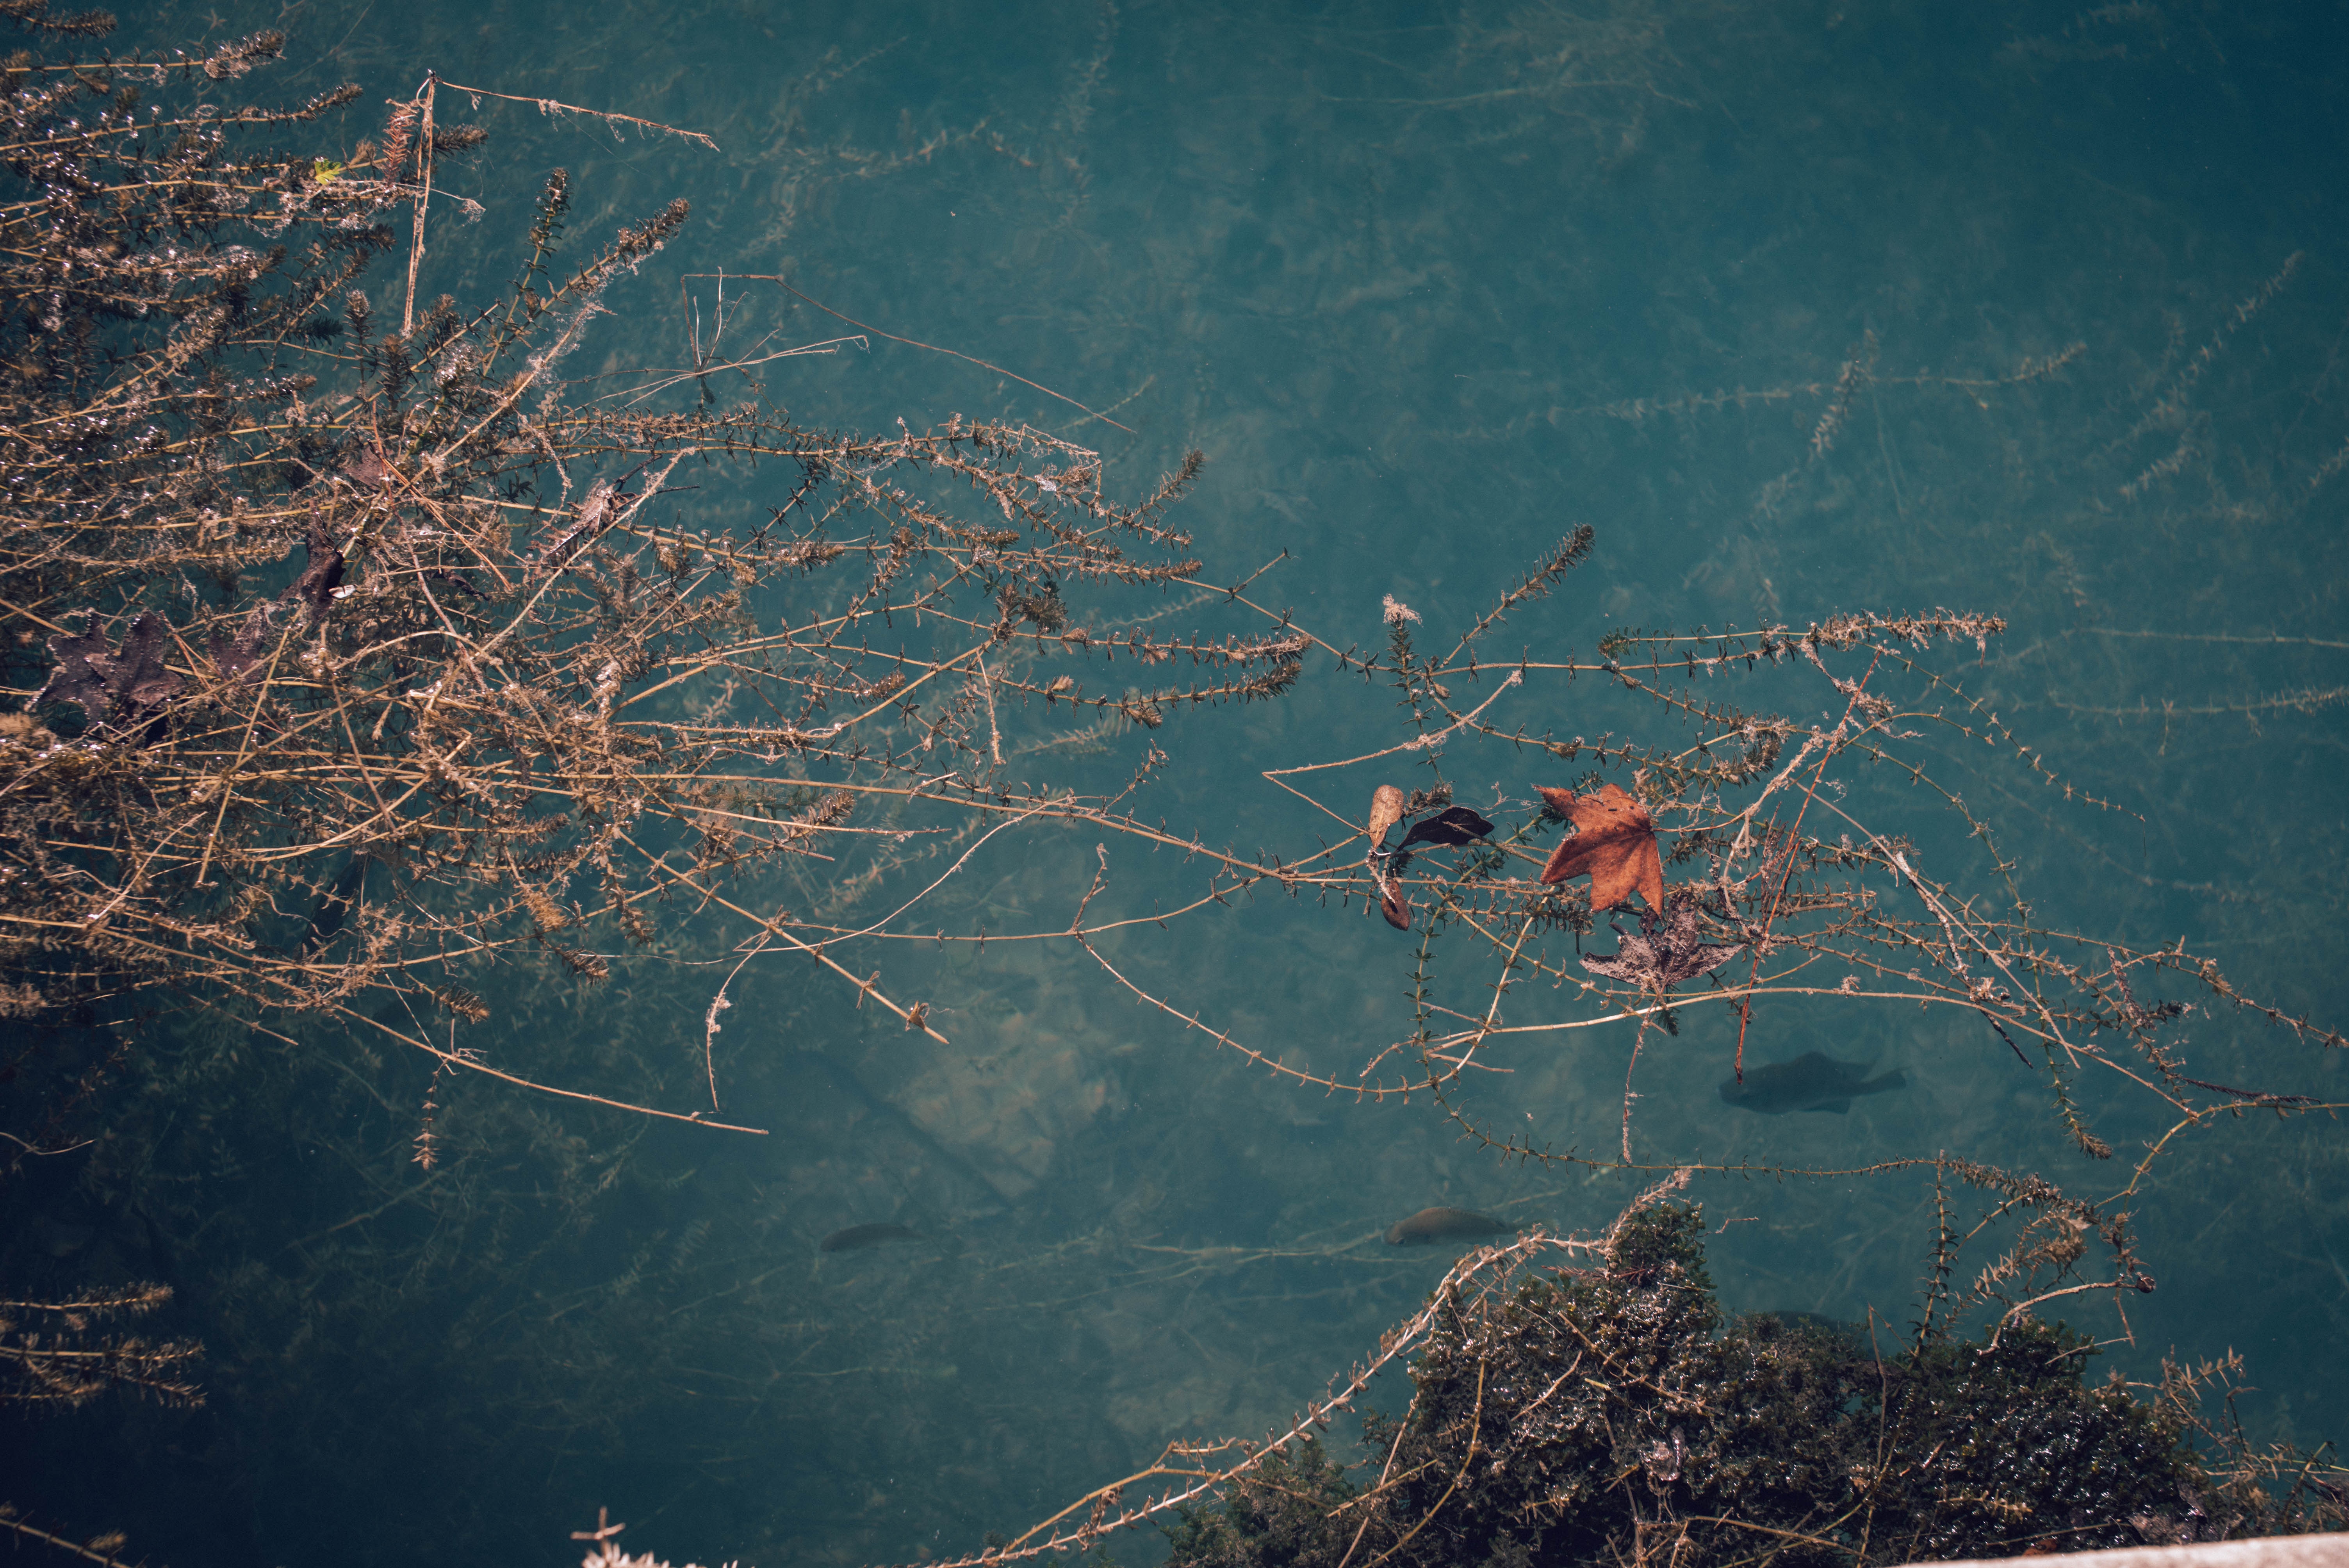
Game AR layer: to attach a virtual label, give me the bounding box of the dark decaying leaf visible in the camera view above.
[1397,805,1496,850]
[207,611,272,680]
[36,612,184,719]
[35,622,113,716]
[342,443,392,487]
[1582,891,1745,989]
[111,613,184,707]
[1381,882,1412,931]
[287,510,346,617]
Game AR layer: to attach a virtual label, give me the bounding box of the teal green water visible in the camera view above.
[24,2,2349,1565]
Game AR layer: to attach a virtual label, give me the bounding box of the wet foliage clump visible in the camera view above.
[1164,1203,2346,1568]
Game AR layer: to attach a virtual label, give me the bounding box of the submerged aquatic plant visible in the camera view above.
[0,22,1297,1132]
[0,12,2342,1568]
[0,15,1305,1556]
[1156,1195,2348,1568]
[0,1283,200,1411]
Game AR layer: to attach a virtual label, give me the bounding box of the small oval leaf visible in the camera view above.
[1397,805,1495,850]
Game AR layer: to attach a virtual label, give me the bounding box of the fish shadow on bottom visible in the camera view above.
[1719,1051,1907,1116]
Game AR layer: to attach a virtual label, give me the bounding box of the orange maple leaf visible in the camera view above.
[1536,782,1665,913]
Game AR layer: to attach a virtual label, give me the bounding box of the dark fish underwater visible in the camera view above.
[1385,1206,1516,1246]
[1718,1051,1906,1115]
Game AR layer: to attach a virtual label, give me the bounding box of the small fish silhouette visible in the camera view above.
[819,1223,922,1253]
[1385,1206,1516,1246]
[1718,1051,1906,1115]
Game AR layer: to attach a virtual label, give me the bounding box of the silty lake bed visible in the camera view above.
[11,2,2347,1565]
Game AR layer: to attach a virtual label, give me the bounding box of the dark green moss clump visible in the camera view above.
[1167,1205,2343,1568]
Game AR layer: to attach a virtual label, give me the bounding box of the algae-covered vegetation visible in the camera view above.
[1162,1193,2348,1568]
[2,7,2345,1568]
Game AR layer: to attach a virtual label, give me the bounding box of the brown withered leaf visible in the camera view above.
[1537,781,1664,912]
[1397,805,1495,850]
[342,442,393,487]
[1581,891,1744,989]
[1380,882,1412,931]
[1368,784,1406,845]
[36,612,184,720]
[286,507,346,619]
[112,613,183,708]
[207,607,274,680]
[35,621,112,717]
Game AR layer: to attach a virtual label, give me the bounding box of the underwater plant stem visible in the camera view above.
[337,997,768,1133]
[1334,1397,1421,1568]
[1823,780,2078,1073]
[1447,913,1536,1088]
[708,273,1132,432]
[0,1515,143,1568]
[191,620,302,889]
[1732,656,1876,1078]
[977,652,1004,764]
[1986,1279,2138,1351]
[828,638,991,738]
[822,804,1047,947]
[403,75,433,340]
[1621,1014,1652,1163]
[438,81,719,148]
[639,842,953,1043]
[1262,670,1523,779]
[976,1235,1582,1568]
[1362,1357,1487,1568]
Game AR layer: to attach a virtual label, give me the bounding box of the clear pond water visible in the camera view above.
[11,2,2349,1565]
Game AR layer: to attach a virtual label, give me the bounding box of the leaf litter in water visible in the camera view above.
[1537,782,1663,912]
[1396,805,1495,850]
[1581,891,1745,989]
[37,611,185,723]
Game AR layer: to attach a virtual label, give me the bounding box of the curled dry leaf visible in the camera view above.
[1380,882,1412,931]
[1397,805,1495,850]
[1537,781,1665,912]
[1368,784,1406,845]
